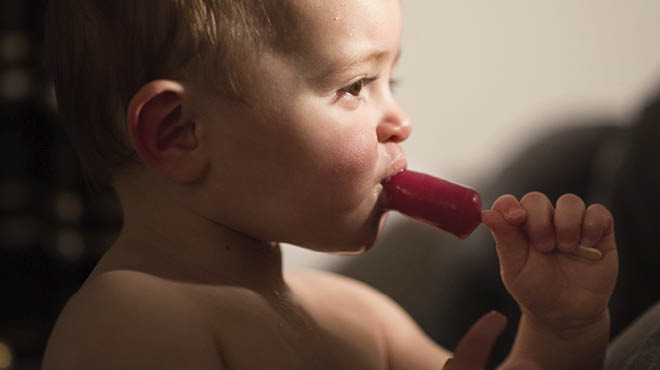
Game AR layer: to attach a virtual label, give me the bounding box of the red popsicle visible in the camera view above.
[382,170,483,239]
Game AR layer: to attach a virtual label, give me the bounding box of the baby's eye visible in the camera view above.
[341,80,365,97]
[338,76,379,99]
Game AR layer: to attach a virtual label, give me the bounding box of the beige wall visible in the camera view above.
[398,0,660,183]
[283,0,660,270]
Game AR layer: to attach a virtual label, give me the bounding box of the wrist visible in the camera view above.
[521,309,610,342]
[506,311,609,370]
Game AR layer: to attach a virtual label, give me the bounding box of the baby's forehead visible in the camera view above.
[288,0,367,33]
[285,0,400,56]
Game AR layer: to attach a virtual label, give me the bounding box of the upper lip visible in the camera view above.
[382,143,408,182]
[377,144,406,210]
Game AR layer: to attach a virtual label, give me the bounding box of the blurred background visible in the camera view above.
[1,0,660,369]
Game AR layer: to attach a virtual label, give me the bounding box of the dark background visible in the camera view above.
[1,1,121,368]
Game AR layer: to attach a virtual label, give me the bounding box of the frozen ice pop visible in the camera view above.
[382,170,482,239]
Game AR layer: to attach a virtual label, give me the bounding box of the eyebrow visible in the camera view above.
[327,48,402,76]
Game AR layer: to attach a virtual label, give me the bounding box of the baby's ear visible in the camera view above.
[127,80,207,183]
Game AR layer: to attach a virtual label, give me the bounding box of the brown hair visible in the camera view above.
[45,0,297,187]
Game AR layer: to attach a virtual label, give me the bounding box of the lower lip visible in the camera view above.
[381,170,483,239]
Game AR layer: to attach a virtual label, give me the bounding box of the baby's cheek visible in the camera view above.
[311,130,379,216]
[326,126,378,180]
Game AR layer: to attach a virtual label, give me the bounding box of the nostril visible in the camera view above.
[389,130,406,143]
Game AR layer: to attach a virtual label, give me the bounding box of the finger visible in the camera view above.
[581,204,614,249]
[554,193,586,252]
[520,192,555,253]
[448,311,507,370]
[482,209,529,282]
[491,194,527,225]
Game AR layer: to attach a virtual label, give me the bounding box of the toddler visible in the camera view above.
[42,1,617,369]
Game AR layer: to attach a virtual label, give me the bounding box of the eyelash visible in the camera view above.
[337,76,400,101]
[338,76,377,100]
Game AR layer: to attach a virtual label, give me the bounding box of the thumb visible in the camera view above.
[482,209,529,282]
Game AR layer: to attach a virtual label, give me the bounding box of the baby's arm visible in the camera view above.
[313,271,538,370]
[482,192,618,370]
[42,271,224,370]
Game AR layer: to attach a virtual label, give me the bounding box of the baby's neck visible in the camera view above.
[109,226,285,290]
[98,186,286,292]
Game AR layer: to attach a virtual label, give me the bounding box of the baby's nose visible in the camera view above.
[377,104,412,143]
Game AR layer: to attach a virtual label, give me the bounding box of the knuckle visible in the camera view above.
[553,211,581,231]
[520,191,547,204]
[527,216,550,231]
[555,219,579,234]
[492,194,518,208]
[557,193,585,208]
[496,194,517,202]
[520,192,553,214]
[585,204,613,225]
[581,218,605,239]
[587,203,612,217]
[582,216,600,230]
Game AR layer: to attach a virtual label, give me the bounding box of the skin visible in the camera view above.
[484,193,618,370]
[42,0,616,369]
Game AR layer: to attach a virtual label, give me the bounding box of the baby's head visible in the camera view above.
[46,0,411,252]
[46,0,298,185]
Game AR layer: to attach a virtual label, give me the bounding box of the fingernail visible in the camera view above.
[574,245,602,261]
[505,208,525,220]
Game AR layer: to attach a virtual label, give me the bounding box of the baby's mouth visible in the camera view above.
[376,144,407,211]
[381,143,408,182]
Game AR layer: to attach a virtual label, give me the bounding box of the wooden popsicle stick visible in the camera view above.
[562,245,602,261]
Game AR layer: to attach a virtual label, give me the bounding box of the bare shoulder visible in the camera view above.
[286,268,398,314]
[286,269,451,369]
[287,268,428,323]
[43,270,224,370]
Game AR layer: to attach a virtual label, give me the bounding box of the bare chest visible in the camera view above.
[220,317,385,370]
[187,286,387,370]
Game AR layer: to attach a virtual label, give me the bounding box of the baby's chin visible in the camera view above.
[302,210,389,255]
